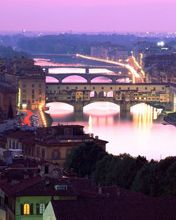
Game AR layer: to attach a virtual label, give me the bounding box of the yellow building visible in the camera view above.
[18,75,46,110]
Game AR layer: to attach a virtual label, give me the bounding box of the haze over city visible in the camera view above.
[0,0,176,32]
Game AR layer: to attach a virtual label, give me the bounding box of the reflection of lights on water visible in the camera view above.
[84,102,120,116]
[88,115,93,133]
[130,103,162,130]
[45,102,74,115]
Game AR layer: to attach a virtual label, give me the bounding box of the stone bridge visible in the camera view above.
[43,65,128,75]
[46,73,129,83]
[46,83,174,113]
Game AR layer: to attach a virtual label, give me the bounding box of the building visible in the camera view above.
[5,125,107,167]
[0,82,17,121]
[0,175,79,220]
[43,185,176,220]
[17,68,46,110]
[90,46,108,59]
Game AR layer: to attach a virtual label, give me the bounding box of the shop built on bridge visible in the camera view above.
[46,83,175,113]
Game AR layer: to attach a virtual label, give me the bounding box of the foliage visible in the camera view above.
[65,142,176,197]
[131,162,157,196]
[64,142,107,177]
[93,154,147,189]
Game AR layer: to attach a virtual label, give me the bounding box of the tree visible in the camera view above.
[155,157,176,196]
[64,142,107,177]
[93,154,147,188]
[93,154,115,185]
[131,162,157,196]
[162,161,176,195]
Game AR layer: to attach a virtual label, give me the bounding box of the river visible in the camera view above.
[35,56,176,161]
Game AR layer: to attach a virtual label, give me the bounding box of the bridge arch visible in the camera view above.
[62,75,88,83]
[116,77,131,83]
[46,76,59,83]
[83,101,120,116]
[45,102,74,115]
[91,76,113,83]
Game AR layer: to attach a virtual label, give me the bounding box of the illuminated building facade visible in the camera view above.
[18,75,45,110]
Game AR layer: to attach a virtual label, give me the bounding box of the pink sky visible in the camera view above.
[0,0,175,32]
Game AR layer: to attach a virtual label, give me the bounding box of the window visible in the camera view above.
[52,150,60,160]
[40,203,45,214]
[36,147,40,157]
[23,203,30,215]
[41,149,45,158]
[36,203,45,215]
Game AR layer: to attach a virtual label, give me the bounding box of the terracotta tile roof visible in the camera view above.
[0,177,78,197]
[7,130,35,140]
[51,191,176,220]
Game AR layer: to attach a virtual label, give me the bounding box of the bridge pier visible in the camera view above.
[120,102,131,114]
[74,102,84,113]
[85,67,90,74]
[44,67,49,74]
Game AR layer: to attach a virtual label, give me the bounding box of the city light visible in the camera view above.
[157,41,165,47]
[76,53,143,83]
[39,104,47,127]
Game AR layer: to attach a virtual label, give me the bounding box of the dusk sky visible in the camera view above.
[1,0,176,32]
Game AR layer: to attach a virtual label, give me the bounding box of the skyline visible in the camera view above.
[0,0,176,32]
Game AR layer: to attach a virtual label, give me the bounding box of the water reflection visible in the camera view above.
[46,102,176,160]
[131,103,162,131]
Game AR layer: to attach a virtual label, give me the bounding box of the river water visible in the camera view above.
[46,102,176,161]
[35,57,176,161]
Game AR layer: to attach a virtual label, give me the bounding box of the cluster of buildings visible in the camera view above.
[0,56,46,122]
[0,124,107,167]
[144,54,176,84]
[0,157,176,220]
[90,45,129,61]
